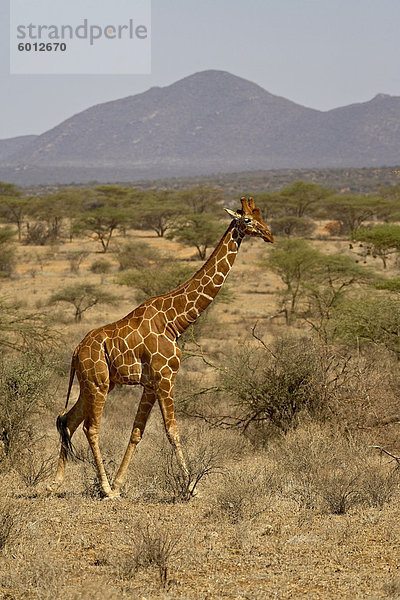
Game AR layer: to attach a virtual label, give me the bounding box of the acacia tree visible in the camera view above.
[265,238,372,328]
[270,216,316,238]
[73,207,128,252]
[352,224,400,268]
[375,186,400,221]
[253,192,285,219]
[167,214,225,260]
[139,191,183,237]
[49,283,117,321]
[27,195,67,242]
[302,254,373,340]
[177,186,224,214]
[2,197,31,241]
[25,188,90,244]
[0,182,30,242]
[266,239,321,324]
[93,185,135,207]
[92,187,145,238]
[0,183,20,196]
[279,181,331,217]
[318,194,381,234]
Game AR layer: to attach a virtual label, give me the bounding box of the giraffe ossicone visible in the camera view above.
[49,197,273,498]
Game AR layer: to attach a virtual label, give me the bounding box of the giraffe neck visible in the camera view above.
[167,221,244,336]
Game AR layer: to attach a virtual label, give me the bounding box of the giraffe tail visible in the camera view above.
[56,354,77,459]
[56,413,74,458]
[64,354,77,411]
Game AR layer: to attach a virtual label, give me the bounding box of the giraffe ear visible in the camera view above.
[224,208,241,219]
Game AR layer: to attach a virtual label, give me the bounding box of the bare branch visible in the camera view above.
[251,322,277,358]
[181,347,221,370]
[371,445,400,466]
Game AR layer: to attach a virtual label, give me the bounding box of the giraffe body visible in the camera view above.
[50,198,273,498]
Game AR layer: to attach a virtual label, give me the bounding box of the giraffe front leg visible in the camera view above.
[111,388,156,495]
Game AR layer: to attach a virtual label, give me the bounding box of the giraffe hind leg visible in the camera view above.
[82,388,115,498]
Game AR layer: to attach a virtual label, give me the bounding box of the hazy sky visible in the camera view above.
[1,0,400,139]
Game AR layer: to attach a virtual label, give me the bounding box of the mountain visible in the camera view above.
[1,70,400,184]
[0,135,37,163]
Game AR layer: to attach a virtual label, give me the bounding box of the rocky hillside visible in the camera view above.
[1,70,400,184]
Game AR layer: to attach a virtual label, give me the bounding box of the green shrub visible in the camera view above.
[90,258,113,274]
[331,291,400,357]
[219,335,331,436]
[48,282,117,321]
[0,245,16,278]
[116,240,161,270]
[0,354,54,465]
[270,216,316,237]
[0,299,57,355]
[0,226,16,277]
[116,262,194,302]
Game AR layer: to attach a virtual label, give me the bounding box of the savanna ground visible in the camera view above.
[0,196,400,600]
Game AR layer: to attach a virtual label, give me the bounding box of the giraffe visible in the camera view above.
[49,197,274,498]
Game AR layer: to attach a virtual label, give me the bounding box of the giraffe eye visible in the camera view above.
[244,218,251,223]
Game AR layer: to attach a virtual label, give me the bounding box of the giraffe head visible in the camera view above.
[225,197,274,243]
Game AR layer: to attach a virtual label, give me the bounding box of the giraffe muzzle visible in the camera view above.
[262,230,274,243]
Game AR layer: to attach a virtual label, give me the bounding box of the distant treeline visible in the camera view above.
[14,164,400,198]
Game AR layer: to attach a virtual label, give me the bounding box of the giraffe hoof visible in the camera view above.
[103,490,121,500]
[46,481,61,494]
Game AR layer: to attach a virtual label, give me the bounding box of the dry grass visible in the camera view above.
[0,450,399,599]
[273,423,400,513]
[0,225,399,599]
